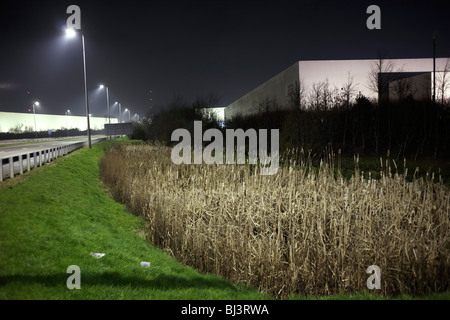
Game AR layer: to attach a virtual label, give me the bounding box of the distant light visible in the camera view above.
[34,101,40,106]
[99,84,104,89]
[65,28,77,38]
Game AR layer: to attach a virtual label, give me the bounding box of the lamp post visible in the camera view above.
[433,33,436,103]
[118,102,122,123]
[125,108,131,122]
[65,109,71,136]
[65,109,70,130]
[32,101,39,139]
[66,28,91,148]
[100,84,111,139]
[100,84,110,124]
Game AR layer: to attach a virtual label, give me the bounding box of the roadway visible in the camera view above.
[0,136,107,180]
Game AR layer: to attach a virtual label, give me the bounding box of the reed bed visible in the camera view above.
[99,143,449,297]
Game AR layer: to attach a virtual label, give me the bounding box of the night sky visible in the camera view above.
[1,0,449,119]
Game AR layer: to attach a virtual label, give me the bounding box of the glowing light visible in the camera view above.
[65,28,77,38]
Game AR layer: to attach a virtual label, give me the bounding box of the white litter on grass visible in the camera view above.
[140,262,151,268]
[90,252,105,259]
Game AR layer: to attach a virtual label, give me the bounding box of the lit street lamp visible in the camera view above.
[117,102,122,123]
[32,101,39,138]
[125,108,131,122]
[65,27,91,148]
[100,84,111,139]
[65,109,71,134]
[99,84,110,124]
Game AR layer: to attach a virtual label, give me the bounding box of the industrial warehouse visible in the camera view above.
[224,58,450,121]
[0,112,117,133]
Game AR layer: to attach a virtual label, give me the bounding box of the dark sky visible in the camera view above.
[0,0,449,118]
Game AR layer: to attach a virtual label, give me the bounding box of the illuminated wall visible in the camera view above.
[201,107,225,122]
[0,112,118,133]
[225,62,300,120]
[225,58,450,121]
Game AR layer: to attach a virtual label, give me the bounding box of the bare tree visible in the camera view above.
[308,79,338,111]
[192,93,222,124]
[192,93,221,110]
[309,81,324,110]
[367,52,397,102]
[389,71,416,101]
[288,77,307,110]
[320,79,335,110]
[257,96,279,114]
[339,73,357,150]
[339,73,358,108]
[437,58,450,104]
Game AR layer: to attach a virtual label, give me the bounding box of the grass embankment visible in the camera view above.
[0,140,267,299]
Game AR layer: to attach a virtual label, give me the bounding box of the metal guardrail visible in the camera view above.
[0,137,106,181]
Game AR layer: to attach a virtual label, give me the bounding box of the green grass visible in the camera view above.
[0,139,447,300]
[0,140,267,299]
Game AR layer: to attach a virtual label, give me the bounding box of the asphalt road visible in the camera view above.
[0,136,106,180]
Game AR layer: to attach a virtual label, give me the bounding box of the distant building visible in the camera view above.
[200,106,225,127]
[0,111,118,133]
[225,58,450,121]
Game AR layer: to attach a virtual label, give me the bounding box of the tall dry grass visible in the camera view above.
[99,143,449,297]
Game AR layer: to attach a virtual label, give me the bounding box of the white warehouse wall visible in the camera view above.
[201,107,225,122]
[0,112,118,133]
[225,58,450,120]
[299,58,449,99]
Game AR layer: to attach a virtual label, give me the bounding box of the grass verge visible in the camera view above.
[1,139,447,300]
[0,140,267,299]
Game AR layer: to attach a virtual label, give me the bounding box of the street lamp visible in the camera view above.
[100,84,111,139]
[433,31,438,104]
[117,102,122,123]
[32,101,39,139]
[65,27,91,148]
[65,109,71,134]
[99,84,110,124]
[125,108,131,122]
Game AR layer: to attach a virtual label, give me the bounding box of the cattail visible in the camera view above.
[99,143,450,298]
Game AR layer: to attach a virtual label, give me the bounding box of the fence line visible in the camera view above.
[0,137,106,181]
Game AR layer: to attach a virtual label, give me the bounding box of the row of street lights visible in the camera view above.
[30,28,141,144]
[65,27,139,147]
[99,85,136,124]
[30,97,137,140]
[65,27,91,148]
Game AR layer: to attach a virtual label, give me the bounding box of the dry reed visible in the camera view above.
[99,143,450,297]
